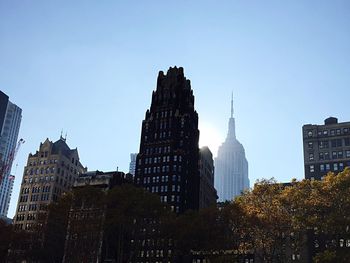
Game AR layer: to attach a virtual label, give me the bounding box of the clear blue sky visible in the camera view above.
[1,1,350,218]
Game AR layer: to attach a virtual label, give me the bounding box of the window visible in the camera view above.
[307,131,313,137]
[332,151,337,159]
[309,153,314,161]
[331,140,337,147]
[345,138,350,146]
[308,142,313,148]
[336,129,341,135]
[326,164,330,171]
[344,128,349,134]
[323,130,328,135]
[330,129,335,136]
[320,164,324,171]
[334,163,338,171]
[325,152,330,160]
[346,150,350,158]
[339,163,344,170]
[337,139,342,147]
[338,151,343,158]
[319,153,324,160]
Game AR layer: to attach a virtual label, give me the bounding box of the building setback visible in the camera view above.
[215,95,249,202]
[303,117,350,180]
[134,66,202,214]
[13,136,86,230]
[0,90,22,217]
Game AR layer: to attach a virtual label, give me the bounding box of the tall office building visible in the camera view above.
[133,66,204,262]
[129,153,137,176]
[0,90,22,217]
[303,117,350,180]
[13,136,86,230]
[134,67,202,214]
[215,95,249,202]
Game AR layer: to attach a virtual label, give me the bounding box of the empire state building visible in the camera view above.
[215,95,249,201]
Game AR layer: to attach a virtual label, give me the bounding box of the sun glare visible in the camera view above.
[199,121,224,158]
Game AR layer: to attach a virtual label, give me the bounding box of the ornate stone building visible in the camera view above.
[13,136,86,230]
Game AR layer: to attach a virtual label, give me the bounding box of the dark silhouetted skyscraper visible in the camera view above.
[134,66,201,214]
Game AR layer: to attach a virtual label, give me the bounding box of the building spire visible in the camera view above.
[231,91,234,118]
[227,92,236,140]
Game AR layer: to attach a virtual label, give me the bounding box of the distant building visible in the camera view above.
[215,95,249,202]
[0,90,22,217]
[13,136,86,230]
[129,153,137,175]
[303,117,350,180]
[199,146,217,209]
[63,170,133,263]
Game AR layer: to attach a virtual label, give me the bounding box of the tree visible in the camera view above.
[236,179,295,263]
[104,184,171,262]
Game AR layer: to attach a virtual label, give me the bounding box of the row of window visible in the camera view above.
[309,163,345,173]
[145,131,172,141]
[147,185,181,193]
[145,146,171,155]
[309,150,350,161]
[16,213,37,221]
[307,127,350,138]
[139,249,172,258]
[27,167,55,175]
[314,238,350,248]
[143,175,181,184]
[308,138,350,149]
[142,155,182,165]
[29,158,58,166]
[142,165,182,175]
[160,195,180,203]
[17,203,47,214]
[23,175,55,184]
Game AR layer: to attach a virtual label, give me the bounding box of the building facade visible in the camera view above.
[0,90,22,217]
[215,96,249,202]
[303,117,350,180]
[302,117,350,262]
[199,146,217,209]
[129,153,137,176]
[63,170,132,263]
[13,137,86,230]
[134,66,201,214]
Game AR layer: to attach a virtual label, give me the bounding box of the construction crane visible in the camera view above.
[0,138,25,184]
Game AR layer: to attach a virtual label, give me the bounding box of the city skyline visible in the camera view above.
[1,1,350,218]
